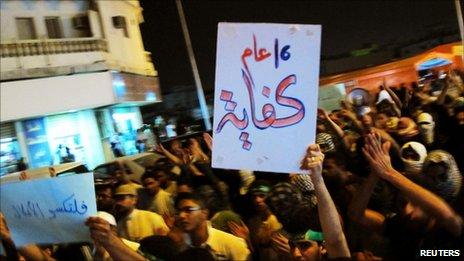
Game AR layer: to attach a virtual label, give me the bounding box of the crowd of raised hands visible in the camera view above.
[1,71,464,260]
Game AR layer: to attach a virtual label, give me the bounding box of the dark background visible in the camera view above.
[139,0,460,94]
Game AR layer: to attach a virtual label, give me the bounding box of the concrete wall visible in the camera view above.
[1,0,156,79]
[0,0,90,40]
[0,71,116,122]
[96,0,155,76]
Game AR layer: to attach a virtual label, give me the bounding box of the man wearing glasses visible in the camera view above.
[175,192,251,260]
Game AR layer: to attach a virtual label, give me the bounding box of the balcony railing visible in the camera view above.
[0,38,108,58]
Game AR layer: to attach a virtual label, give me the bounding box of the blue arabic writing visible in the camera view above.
[11,201,46,219]
[48,193,88,219]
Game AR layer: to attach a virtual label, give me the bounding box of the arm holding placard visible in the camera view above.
[17,245,56,261]
[85,217,146,261]
[300,145,351,259]
[1,213,20,261]
[1,213,56,261]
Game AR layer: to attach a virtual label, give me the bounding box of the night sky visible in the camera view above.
[139,0,460,94]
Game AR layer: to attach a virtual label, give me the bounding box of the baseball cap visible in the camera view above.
[114,184,137,196]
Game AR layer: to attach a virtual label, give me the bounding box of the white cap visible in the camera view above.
[97,211,117,226]
[417,112,434,124]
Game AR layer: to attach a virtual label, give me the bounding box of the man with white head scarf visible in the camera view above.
[316,133,336,154]
[421,150,462,203]
[400,142,427,177]
[417,112,436,146]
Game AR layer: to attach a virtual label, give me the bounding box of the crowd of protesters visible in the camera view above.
[1,68,463,260]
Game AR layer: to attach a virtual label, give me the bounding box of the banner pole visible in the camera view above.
[455,0,464,63]
[175,0,212,130]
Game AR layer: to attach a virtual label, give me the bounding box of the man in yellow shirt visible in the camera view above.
[176,192,251,260]
[137,168,175,216]
[114,184,169,242]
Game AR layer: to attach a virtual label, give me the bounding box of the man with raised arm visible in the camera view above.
[298,144,351,260]
[348,132,463,259]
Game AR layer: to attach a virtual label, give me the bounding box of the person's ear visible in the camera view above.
[201,209,209,220]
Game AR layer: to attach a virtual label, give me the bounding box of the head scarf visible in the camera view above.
[422,150,462,202]
[291,174,317,206]
[292,174,315,193]
[400,142,427,176]
[267,182,320,235]
[316,133,336,154]
[417,112,435,144]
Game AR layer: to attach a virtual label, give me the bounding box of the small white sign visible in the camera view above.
[0,173,97,246]
[212,23,321,173]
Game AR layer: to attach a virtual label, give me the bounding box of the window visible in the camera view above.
[45,17,64,39]
[112,16,129,38]
[15,17,37,40]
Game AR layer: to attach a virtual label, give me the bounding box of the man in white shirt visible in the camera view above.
[114,184,169,242]
[175,192,250,260]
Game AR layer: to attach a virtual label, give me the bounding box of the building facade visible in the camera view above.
[0,0,161,174]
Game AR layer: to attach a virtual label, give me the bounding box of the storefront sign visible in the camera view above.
[112,72,162,103]
[22,118,52,168]
[0,173,97,246]
[212,23,321,173]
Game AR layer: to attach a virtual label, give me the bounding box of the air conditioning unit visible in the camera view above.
[72,15,89,29]
[112,16,126,29]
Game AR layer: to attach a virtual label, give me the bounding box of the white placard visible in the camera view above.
[0,173,97,247]
[212,23,321,173]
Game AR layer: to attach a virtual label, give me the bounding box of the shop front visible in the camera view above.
[0,70,161,175]
[0,122,22,175]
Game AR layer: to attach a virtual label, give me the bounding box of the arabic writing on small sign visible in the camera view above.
[215,34,305,151]
[11,194,88,220]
